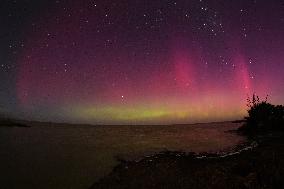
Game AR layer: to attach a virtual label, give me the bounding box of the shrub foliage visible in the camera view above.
[242,94,284,133]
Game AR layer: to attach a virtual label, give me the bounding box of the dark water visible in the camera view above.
[0,122,245,189]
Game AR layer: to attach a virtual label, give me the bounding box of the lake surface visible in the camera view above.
[0,122,245,189]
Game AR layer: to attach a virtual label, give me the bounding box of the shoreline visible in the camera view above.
[116,139,257,164]
[91,133,284,189]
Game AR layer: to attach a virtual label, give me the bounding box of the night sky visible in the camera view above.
[0,0,283,124]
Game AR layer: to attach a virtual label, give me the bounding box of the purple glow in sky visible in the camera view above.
[1,0,283,124]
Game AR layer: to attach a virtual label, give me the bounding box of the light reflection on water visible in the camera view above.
[0,122,245,189]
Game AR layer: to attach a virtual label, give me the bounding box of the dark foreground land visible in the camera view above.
[0,119,30,127]
[91,133,284,189]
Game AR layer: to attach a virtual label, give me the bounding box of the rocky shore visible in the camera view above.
[91,133,284,189]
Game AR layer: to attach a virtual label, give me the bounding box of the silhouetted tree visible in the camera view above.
[241,94,284,134]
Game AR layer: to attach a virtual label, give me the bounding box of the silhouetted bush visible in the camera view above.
[240,94,284,134]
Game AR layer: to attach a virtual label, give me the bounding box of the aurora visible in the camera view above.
[1,0,284,124]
